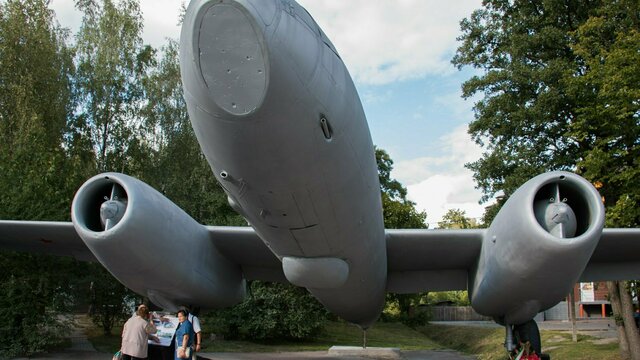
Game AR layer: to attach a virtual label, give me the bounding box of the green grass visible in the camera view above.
[81,317,623,359]
[201,321,440,352]
[83,318,439,353]
[539,331,621,360]
[419,324,505,359]
[419,323,623,360]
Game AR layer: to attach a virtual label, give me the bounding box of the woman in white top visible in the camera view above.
[121,304,158,360]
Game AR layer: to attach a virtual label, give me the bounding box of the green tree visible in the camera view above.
[375,148,428,229]
[0,253,84,357]
[454,0,640,356]
[73,0,155,335]
[567,2,640,221]
[0,1,84,357]
[453,0,600,202]
[427,291,470,306]
[138,39,245,226]
[437,209,475,229]
[0,0,77,221]
[74,0,154,173]
[86,264,138,335]
[207,282,327,341]
[568,3,640,357]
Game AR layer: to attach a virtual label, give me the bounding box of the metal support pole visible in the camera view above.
[505,324,515,352]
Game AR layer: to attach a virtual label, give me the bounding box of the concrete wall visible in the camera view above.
[545,301,572,320]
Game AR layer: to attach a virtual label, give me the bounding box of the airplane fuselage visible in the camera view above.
[180,0,386,327]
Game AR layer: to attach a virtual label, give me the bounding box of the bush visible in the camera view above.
[398,307,430,328]
[204,282,328,341]
[87,265,139,335]
[0,253,78,358]
[381,293,430,328]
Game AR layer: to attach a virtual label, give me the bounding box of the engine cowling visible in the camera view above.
[71,172,245,311]
[469,171,604,325]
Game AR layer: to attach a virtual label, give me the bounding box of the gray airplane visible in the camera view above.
[1,0,639,355]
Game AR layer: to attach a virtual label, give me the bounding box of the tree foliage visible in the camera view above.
[86,264,139,336]
[438,209,476,229]
[72,0,153,336]
[455,0,639,215]
[0,1,82,357]
[375,148,428,229]
[428,291,470,306]
[566,1,640,227]
[138,39,245,226]
[454,0,603,201]
[74,0,153,173]
[0,0,155,353]
[207,282,328,341]
[0,253,83,357]
[0,0,76,221]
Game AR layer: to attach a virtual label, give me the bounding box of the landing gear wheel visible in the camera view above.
[513,319,549,359]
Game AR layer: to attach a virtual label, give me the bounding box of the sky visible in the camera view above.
[49,0,489,228]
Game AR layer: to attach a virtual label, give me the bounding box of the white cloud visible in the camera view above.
[393,125,490,227]
[51,0,482,84]
[50,0,81,31]
[50,0,182,49]
[138,0,183,47]
[299,0,482,84]
[394,125,480,185]
[361,89,394,105]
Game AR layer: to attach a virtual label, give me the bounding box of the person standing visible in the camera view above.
[174,309,194,360]
[186,308,202,359]
[121,304,158,360]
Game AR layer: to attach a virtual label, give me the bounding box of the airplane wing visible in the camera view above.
[0,221,490,293]
[1,220,639,292]
[207,226,285,283]
[0,220,284,280]
[0,219,486,293]
[580,228,640,282]
[212,227,488,293]
[385,229,484,293]
[0,220,96,261]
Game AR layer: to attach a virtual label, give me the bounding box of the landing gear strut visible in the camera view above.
[505,319,550,359]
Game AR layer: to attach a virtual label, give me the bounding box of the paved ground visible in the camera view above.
[197,350,476,360]
[13,319,617,360]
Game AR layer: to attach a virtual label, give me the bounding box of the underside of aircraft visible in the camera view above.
[1,0,639,356]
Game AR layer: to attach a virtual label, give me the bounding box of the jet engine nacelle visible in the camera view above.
[470,171,604,325]
[71,172,245,311]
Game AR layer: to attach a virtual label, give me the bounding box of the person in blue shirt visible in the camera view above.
[174,309,195,360]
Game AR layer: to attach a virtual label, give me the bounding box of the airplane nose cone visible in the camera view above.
[535,200,578,239]
[191,0,268,116]
[100,199,127,230]
[100,201,118,221]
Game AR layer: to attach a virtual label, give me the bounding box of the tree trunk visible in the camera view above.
[568,290,578,342]
[619,281,640,359]
[610,281,631,360]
